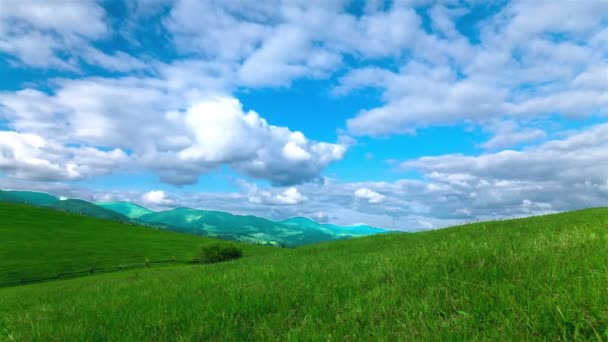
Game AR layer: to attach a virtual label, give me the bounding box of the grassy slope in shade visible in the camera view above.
[49,199,130,221]
[96,202,154,219]
[0,202,275,282]
[2,208,608,339]
[0,190,58,206]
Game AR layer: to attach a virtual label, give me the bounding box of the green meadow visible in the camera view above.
[2,203,608,340]
[0,202,274,282]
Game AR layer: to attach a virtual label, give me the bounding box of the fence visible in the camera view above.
[0,257,198,288]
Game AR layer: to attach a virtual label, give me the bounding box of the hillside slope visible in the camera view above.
[0,202,276,282]
[49,199,130,221]
[2,208,608,340]
[0,190,58,206]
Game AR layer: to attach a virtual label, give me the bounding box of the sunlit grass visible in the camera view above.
[0,202,276,282]
[1,206,608,339]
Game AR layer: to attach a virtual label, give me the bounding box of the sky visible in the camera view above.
[0,0,607,230]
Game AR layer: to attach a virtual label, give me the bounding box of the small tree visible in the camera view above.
[197,244,243,264]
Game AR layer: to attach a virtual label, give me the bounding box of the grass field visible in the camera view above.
[2,205,608,340]
[0,202,275,282]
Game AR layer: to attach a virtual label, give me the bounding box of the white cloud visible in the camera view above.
[142,190,172,206]
[338,1,608,136]
[403,122,608,186]
[275,187,308,205]
[165,0,273,61]
[0,131,128,181]
[0,0,106,37]
[282,141,312,161]
[81,48,149,72]
[479,120,546,150]
[0,0,107,68]
[344,62,506,135]
[0,85,346,186]
[0,0,146,73]
[169,96,346,185]
[354,188,386,204]
[243,182,307,205]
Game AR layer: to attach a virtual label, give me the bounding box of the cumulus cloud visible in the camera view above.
[345,63,504,135]
[339,1,608,136]
[403,123,608,186]
[0,84,345,186]
[244,183,307,205]
[3,1,604,136]
[275,187,308,205]
[0,0,149,72]
[0,0,106,37]
[398,122,608,220]
[163,97,346,185]
[478,120,546,150]
[354,188,386,204]
[165,0,273,61]
[142,190,173,206]
[0,131,128,181]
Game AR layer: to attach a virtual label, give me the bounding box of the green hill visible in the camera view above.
[49,199,130,221]
[2,207,608,339]
[0,202,275,282]
[96,202,155,219]
[0,190,58,206]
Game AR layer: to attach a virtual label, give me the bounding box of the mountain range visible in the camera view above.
[0,190,387,247]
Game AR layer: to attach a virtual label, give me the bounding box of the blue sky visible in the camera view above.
[0,0,607,230]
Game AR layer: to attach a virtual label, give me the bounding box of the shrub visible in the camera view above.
[197,244,243,264]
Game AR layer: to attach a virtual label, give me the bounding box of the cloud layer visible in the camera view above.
[5,121,606,230]
[1,0,607,229]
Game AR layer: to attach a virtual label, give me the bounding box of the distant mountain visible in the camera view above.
[0,190,58,206]
[281,217,335,234]
[48,199,129,221]
[136,208,338,247]
[322,223,388,236]
[96,202,154,219]
[281,217,388,238]
[0,189,388,247]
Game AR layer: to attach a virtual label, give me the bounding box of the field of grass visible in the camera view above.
[0,202,275,282]
[2,206,608,340]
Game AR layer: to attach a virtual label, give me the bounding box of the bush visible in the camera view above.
[197,244,243,264]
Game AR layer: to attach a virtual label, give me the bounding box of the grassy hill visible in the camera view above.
[2,206,608,339]
[0,202,275,282]
[49,199,130,221]
[0,190,58,206]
